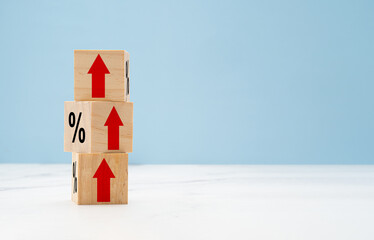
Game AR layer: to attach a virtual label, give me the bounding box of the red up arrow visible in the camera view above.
[88,54,110,98]
[104,107,124,150]
[93,159,115,202]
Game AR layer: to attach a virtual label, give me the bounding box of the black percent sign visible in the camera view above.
[72,161,77,193]
[69,112,86,143]
[126,60,130,96]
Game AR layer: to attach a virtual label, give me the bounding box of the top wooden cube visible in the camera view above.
[74,50,130,102]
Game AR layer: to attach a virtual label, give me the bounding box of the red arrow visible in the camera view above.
[104,107,124,150]
[93,159,115,202]
[88,54,110,98]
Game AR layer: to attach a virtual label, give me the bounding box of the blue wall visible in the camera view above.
[0,0,373,164]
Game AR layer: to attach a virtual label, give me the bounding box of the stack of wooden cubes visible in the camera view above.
[64,50,133,205]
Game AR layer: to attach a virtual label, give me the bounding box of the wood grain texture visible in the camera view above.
[72,153,128,205]
[74,50,130,102]
[64,101,133,153]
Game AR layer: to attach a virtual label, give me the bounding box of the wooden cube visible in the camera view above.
[64,101,133,153]
[72,153,128,205]
[74,50,130,102]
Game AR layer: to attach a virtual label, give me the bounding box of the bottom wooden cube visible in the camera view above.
[72,152,128,205]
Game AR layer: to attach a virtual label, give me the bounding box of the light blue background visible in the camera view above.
[0,0,373,164]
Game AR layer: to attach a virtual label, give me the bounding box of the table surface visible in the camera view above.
[1,164,374,240]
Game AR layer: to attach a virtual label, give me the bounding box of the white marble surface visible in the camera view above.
[0,165,374,240]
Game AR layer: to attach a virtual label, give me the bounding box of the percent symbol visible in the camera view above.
[72,161,77,193]
[69,112,86,143]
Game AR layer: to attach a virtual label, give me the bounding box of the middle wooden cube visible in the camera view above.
[64,101,133,153]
